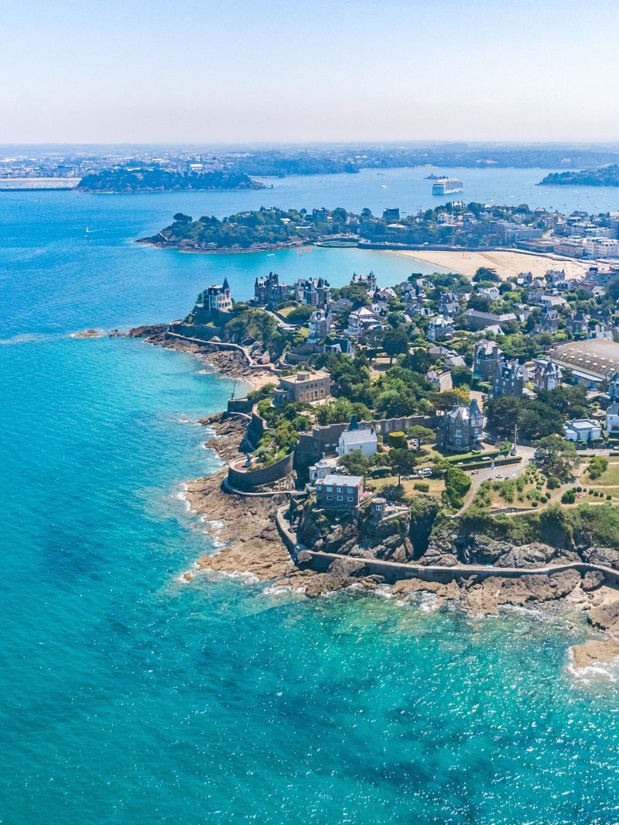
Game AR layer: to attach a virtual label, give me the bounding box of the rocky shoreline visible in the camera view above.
[138,238,310,255]
[109,325,619,672]
[174,409,619,672]
[122,325,276,389]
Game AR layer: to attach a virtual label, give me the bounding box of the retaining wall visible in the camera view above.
[227,397,254,415]
[244,410,268,451]
[294,415,438,469]
[227,451,295,492]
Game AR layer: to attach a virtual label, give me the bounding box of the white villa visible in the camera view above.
[337,427,378,458]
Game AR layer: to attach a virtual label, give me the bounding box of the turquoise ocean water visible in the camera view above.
[1,170,619,824]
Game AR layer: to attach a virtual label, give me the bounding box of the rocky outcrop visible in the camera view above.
[304,558,382,598]
[422,525,580,569]
[124,324,169,338]
[571,640,619,669]
[296,504,414,562]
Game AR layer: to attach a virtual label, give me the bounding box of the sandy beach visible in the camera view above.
[389,249,593,281]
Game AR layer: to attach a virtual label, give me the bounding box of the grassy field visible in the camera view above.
[586,460,619,486]
[366,475,445,498]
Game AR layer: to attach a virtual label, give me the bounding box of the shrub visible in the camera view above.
[546,476,560,490]
[286,304,314,324]
[532,501,539,507]
[382,483,407,502]
[247,383,276,402]
[561,489,576,504]
[608,495,613,501]
[387,431,407,450]
[588,457,609,480]
[413,482,430,493]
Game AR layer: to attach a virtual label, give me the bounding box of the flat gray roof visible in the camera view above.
[340,429,376,445]
[316,474,363,486]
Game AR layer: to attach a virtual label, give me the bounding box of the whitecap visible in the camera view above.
[566,647,619,684]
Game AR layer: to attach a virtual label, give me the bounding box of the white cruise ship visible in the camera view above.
[432,177,464,195]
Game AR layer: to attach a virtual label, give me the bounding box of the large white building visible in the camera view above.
[564,419,603,442]
[606,403,619,436]
[337,427,378,458]
[200,279,233,313]
[584,238,619,259]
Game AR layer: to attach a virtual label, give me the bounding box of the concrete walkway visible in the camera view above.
[165,331,277,373]
[275,507,619,586]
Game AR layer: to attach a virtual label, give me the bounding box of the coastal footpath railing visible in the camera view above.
[275,507,619,587]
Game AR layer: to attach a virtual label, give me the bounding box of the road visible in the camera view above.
[460,445,536,512]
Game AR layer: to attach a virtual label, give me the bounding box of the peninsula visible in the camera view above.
[539,165,619,187]
[129,260,619,664]
[143,202,619,260]
[78,167,264,193]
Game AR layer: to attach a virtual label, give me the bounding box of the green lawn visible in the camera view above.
[587,461,619,486]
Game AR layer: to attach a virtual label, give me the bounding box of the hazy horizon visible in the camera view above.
[3,0,619,144]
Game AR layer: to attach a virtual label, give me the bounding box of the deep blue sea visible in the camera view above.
[2,170,619,825]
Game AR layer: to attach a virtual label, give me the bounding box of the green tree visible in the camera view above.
[387,431,408,450]
[534,435,579,482]
[408,425,435,452]
[382,327,409,364]
[336,283,371,309]
[432,388,470,411]
[286,304,314,324]
[473,267,500,283]
[338,450,370,476]
[451,366,473,388]
[390,449,417,485]
[588,456,609,480]
[314,397,371,425]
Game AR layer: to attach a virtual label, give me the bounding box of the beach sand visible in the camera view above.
[389,249,592,281]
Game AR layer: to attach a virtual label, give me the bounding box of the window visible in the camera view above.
[337,495,343,501]
[347,497,354,502]
[327,486,333,492]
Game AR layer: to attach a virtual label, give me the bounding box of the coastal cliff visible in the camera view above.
[179,409,619,669]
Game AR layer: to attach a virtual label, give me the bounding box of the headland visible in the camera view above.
[141,203,619,268]
[123,221,619,670]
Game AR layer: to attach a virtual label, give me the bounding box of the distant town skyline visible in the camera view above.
[3,0,618,144]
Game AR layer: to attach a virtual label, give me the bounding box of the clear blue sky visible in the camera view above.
[2,0,618,144]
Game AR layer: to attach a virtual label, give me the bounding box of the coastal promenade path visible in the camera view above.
[275,507,619,587]
[165,331,277,373]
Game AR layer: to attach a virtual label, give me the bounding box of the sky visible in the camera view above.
[1,0,618,144]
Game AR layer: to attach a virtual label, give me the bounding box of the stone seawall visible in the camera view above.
[228,451,295,492]
[227,397,254,415]
[244,410,268,451]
